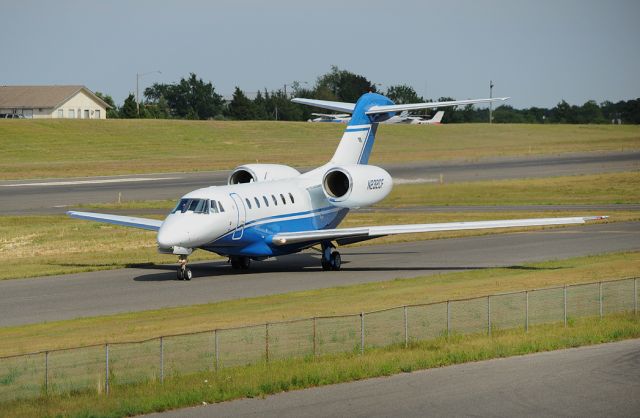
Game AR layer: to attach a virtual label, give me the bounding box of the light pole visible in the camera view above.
[136,70,161,116]
[489,80,494,124]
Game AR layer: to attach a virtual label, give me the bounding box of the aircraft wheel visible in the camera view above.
[184,268,192,281]
[330,252,341,271]
[230,257,242,269]
[240,256,251,270]
[321,259,331,271]
[177,267,184,280]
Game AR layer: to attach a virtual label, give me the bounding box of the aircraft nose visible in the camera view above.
[157,222,190,248]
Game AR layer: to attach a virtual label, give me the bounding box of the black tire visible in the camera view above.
[184,268,192,281]
[240,257,251,270]
[330,252,341,271]
[321,259,331,271]
[231,257,241,269]
[177,268,184,280]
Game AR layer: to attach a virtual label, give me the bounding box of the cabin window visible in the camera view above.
[280,194,286,205]
[289,192,295,204]
[263,196,269,207]
[272,194,278,206]
[193,199,209,214]
[254,197,261,208]
[210,200,219,214]
[172,198,190,213]
[245,198,252,209]
[218,201,225,212]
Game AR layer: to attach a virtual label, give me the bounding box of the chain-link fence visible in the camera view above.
[1,277,637,402]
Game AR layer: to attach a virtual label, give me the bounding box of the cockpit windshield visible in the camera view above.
[171,198,225,214]
[172,198,208,214]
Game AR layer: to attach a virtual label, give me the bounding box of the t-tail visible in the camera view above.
[292,93,509,165]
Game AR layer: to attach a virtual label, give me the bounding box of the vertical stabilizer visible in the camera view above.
[330,93,394,165]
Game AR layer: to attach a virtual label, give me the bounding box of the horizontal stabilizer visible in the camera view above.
[271,216,606,246]
[366,97,510,115]
[67,211,162,231]
[292,98,355,113]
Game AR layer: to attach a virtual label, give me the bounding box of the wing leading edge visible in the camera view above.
[271,216,607,247]
[67,211,162,231]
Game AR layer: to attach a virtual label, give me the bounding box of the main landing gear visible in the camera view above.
[177,255,192,281]
[230,256,251,270]
[321,242,341,271]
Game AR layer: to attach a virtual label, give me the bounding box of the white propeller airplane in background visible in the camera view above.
[382,110,445,125]
[308,113,351,123]
[68,92,605,280]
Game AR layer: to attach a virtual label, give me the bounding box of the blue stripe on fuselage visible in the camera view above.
[202,206,349,257]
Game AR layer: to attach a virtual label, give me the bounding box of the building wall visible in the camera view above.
[51,90,107,119]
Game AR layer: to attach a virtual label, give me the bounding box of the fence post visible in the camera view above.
[214,329,219,371]
[487,295,491,336]
[105,344,109,396]
[525,291,529,332]
[599,282,603,319]
[360,312,365,354]
[404,306,408,348]
[446,301,451,337]
[563,285,567,327]
[634,278,637,315]
[160,337,164,383]
[265,323,269,363]
[45,350,49,395]
[313,317,317,357]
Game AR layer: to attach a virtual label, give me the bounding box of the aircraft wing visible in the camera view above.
[292,98,356,113]
[366,97,509,115]
[271,216,606,246]
[67,211,162,231]
[311,113,351,118]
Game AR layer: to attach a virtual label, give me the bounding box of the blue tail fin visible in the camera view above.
[330,93,394,165]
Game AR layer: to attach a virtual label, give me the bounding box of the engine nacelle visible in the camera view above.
[322,165,393,208]
[228,164,300,185]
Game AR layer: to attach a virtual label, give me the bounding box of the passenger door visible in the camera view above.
[229,193,246,240]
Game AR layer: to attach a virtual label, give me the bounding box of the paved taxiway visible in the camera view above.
[1,222,638,327]
[154,339,640,418]
[1,151,637,215]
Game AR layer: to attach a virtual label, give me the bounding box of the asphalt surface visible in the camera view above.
[1,151,637,215]
[152,339,640,418]
[1,221,638,327]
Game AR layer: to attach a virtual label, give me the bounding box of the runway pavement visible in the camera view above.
[1,221,638,327]
[1,151,637,215]
[153,339,640,418]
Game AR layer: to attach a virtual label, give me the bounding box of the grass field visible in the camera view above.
[0,250,637,357]
[2,314,638,418]
[0,120,638,179]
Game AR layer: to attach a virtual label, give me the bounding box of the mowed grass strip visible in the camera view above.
[380,171,640,207]
[2,314,639,418]
[0,251,637,357]
[0,120,638,179]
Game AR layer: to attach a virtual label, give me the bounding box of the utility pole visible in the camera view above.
[136,70,161,117]
[489,80,494,124]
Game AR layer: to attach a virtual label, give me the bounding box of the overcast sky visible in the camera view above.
[2,0,639,108]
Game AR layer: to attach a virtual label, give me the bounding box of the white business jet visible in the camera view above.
[68,93,604,280]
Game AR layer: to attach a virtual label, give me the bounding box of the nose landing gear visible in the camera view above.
[177,255,192,280]
[321,242,341,271]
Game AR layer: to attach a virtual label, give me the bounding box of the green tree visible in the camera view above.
[385,85,423,104]
[144,73,224,119]
[120,93,138,118]
[314,66,377,102]
[227,87,255,120]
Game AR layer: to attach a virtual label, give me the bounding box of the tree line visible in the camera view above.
[96,66,640,124]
